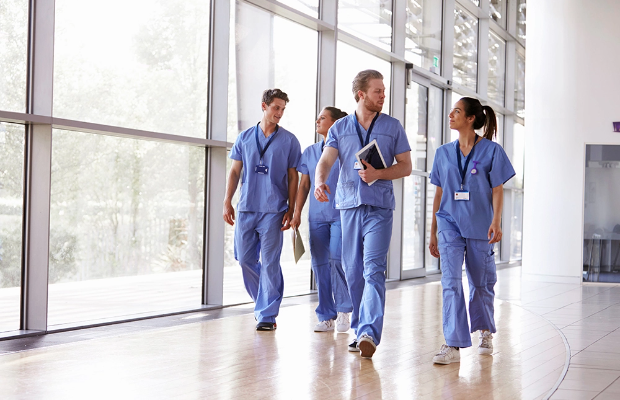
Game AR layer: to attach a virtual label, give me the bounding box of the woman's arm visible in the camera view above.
[290,174,311,230]
[488,184,504,244]
[428,186,443,258]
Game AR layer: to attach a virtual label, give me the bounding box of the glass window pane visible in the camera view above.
[487,32,506,106]
[54,0,210,138]
[512,122,525,189]
[489,0,506,28]
[0,122,24,332]
[514,53,526,118]
[335,41,392,116]
[453,6,478,91]
[468,0,480,6]
[48,131,205,326]
[495,113,504,146]
[517,0,527,44]
[405,0,442,73]
[510,190,523,260]
[405,82,428,171]
[338,0,393,51]
[277,0,318,18]
[402,175,425,271]
[425,86,442,272]
[0,0,28,112]
[227,1,318,152]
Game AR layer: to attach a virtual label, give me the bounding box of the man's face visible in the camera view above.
[262,98,287,125]
[359,79,385,113]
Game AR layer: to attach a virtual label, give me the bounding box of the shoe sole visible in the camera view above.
[256,324,277,331]
[314,327,334,332]
[336,327,349,333]
[478,348,493,355]
[358,340,376,358]
[432,358,460,365]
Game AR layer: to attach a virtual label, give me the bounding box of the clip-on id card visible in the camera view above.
[255,165,268,174]
[353,161,362,170]
[454,191,470,201]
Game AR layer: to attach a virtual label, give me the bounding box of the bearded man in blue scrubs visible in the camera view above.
[223,88,301,331]
[314,70,412,358]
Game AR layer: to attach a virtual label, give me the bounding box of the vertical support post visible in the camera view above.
[442,0,456,82]
[477,14,490,98]
[22,0,55,331]
[204,0,231,306]
[316,0,338,115]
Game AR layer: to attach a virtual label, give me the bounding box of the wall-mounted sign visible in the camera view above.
[614,122,620,132]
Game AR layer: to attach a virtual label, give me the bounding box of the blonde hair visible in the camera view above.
[352,70,383,102]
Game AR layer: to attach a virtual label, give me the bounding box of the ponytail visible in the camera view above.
[324,106,348,121]
[459,97,497,141]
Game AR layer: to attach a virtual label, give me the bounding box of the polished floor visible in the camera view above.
[1,266,619,399]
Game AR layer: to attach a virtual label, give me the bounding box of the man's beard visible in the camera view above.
[364,97,383,113]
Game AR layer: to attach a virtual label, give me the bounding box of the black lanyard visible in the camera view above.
[455,135,479,190]
[254,122,279,163]
[354,112,380,148]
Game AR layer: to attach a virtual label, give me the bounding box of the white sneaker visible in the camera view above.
[478,331,493,355]
[313,319,335,332]
[432,344,460,364]
[336,312,350,332]
[358,334,377,359]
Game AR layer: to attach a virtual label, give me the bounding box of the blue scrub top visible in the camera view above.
[230,124,301,213]
[430,137,516,240]
[325,113,411,210]
[298,141,340,222]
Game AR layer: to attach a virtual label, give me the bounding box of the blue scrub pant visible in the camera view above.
[438,229,497,348]
[234,211,285,323]
[341,205,393,345]
[308,219,353,322]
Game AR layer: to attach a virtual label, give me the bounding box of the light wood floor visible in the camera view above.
[0,266,576,400]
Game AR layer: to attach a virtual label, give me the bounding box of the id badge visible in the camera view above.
[454,191,470,201]
[354,161,362,170]
[255,165,268,174]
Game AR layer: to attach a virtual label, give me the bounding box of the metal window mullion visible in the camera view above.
[203,0,232,306]
[22,0,56,331]
[442,0,456,81]
[477,16,490,98]
[505,40,516,113]
[316,0,337,118]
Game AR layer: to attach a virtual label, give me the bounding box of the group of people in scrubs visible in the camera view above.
[223,71,514,363]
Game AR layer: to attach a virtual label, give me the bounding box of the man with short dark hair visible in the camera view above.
[223,88,301,331]
[315,70,412,357]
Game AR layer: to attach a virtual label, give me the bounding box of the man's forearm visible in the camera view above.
[374,161,413,181]
[224,170,240,203]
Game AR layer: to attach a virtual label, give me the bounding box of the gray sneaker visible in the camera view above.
[336,312,350,332]
[478,331,493,355]
[432,344,460,364]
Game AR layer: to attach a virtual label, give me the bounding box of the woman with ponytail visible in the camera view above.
[428,96,515,365]
[291,107,353,333]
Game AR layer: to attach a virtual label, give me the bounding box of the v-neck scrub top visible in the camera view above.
[325,113,411,210]
[230,124,301,213]
[297,141,340,222]
[430,138,515,240]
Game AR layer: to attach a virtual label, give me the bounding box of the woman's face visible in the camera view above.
[449,100,474,131]
[316,109,336,136]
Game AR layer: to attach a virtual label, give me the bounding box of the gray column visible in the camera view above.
[204,0,232,306]
[22,0,55,331]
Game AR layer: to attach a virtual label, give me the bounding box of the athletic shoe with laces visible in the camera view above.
[336,312,350,332]
[357,334,377,359]
[432,344,460,364]
[478,330,493,355]
[348,339,359,352]
[313,319,335,332]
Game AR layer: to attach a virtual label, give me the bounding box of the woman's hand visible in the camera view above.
[429,233,440,258]
[488,221,502,244]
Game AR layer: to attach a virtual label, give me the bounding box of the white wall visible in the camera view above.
[523,0,620,283]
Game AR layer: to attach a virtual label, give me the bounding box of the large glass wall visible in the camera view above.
[338,0,393,51]
[0,0,28,112]
[54,0,210,138]
[0,123,24,332]
[0,0,526,334]
[405,0,442,72]
[48,131,205,325]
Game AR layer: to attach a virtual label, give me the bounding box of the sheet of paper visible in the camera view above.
[292,228,305,264]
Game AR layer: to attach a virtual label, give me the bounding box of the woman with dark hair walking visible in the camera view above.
[428,97,515,364]
[291,107,353,333]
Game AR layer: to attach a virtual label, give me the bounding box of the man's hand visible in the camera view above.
[223,200,235,226]
[488,221,502,244]
[314,183,331,203]
[358,159,381,183]
[429,234,440,258]
[281,209,294,231]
